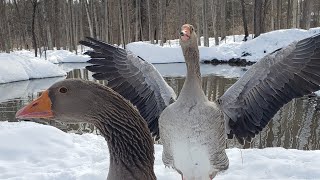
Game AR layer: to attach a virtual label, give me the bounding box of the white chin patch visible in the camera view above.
[181,35,189,41]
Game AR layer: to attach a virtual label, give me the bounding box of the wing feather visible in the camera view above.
[79,37,176,139]
[219,33,320,144]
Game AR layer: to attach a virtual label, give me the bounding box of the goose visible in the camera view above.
[15,79,156,180]
[80,24,320,179]
[16,24,320,179]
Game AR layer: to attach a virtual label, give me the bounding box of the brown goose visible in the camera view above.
[15,79,156,180]
[80,24,320,179]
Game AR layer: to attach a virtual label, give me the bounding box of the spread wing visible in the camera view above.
[219,33,320,144]
[79,37,176,140]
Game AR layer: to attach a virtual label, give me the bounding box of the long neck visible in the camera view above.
[178,45,206,101]
[90,93,156,180]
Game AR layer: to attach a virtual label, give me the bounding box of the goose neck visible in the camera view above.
[89,95,155,179]
[179,46,205,100]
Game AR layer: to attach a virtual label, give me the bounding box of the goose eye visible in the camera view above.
[59,87,68,93]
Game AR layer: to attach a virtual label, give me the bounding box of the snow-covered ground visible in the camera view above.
[0,77,64,103]
[154,63,248,78]
[45,50,89,63]
[0,50,90,84]
[127,28,320,63]
[0,121,319,180]
[0,52,66,84]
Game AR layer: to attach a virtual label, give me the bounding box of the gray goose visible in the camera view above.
[15,79,156,180]
[80,24,320,179]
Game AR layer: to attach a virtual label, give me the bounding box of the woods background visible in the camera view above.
[0,0,319,55]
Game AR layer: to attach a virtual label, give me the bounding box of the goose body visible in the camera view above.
[73,24,320,179]
[160,99,228,178]
[159,25,228,178]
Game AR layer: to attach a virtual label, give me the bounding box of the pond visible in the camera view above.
[1,63,319,150]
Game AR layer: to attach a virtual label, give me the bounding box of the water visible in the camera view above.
[1,63,319,150]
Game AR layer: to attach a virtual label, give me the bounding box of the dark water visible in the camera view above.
[1,63,319,150]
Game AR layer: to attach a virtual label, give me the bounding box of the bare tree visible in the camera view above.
[292,0,298,28]
[135,0,140,41]
[211,0,220,45]
[240,0,249,41]
[286,0,292,28]
[84,0,94,38]
[203,0,209,46]
[302,0,312,29]
[159,0,164,46]
[31,0,38,57]
[254,0,263,38]
[220,0,226,41]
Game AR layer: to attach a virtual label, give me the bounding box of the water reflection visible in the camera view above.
[0,65,319,150]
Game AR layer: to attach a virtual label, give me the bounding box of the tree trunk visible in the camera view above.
[220,0,226,41]
[287,0,292,28]
[302,0,312,29]
[212,0,219,45]
[135,0,140,41]
[202,0,209,46]
[31,0,38,57]
[13,0,27,49]
[271,0,275,30]
[254,0,263,38]
[292,0,298,28]
[119,0,126,48]
[93,2,99,38]
[159,0,164,46]
[239,0,249,41]
[147,0,153,44]
[85,0,94,37]
[276,0,281,29]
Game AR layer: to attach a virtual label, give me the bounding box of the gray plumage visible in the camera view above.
[219,33,320,144]
[81,24,320,179]
[80,37,176,140]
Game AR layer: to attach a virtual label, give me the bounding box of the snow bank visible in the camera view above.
[0,77,64,103]
[154,63,247,78]
[0,52,66,84]
[1,121,320,180]
[127,28,320,63]
[45,50,89,63]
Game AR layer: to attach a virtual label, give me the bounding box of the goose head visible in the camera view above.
[15,79,156,180]
[179,24,198,49]
[15,79,113,124]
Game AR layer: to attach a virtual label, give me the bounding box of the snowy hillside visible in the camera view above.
[0,52,66,84]
[127,28,320,63]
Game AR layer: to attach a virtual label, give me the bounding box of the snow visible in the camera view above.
[0,121,319,180]
[0,52,66,84]
[45,50,89,63]
[127,28,320,63]
[154,63,248,78]
[0,77,64,103]
[0,49,90,84]
[2,27,320,84]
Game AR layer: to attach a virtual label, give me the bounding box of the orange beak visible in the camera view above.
[15,90,53,119]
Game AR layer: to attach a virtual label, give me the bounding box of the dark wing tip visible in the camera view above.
[224,32,320,145]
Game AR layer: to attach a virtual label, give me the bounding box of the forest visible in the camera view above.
[0,0,319,55]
